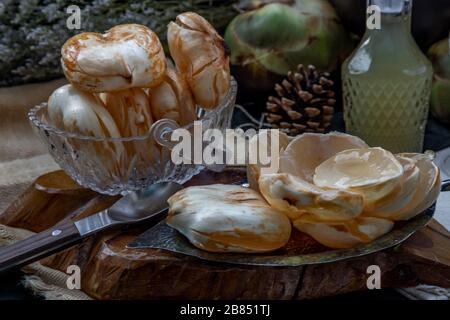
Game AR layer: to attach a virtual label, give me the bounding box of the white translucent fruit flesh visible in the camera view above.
[258,173,363,221]
[367,153,440,221]
[167,184,291,253]
[293,215,394,249]
[313,147,404,204]
[256,132,368,222]
[363,156,419,216]
[279,132,369,183]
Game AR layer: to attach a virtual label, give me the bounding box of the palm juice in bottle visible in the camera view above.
[343,0,433,153]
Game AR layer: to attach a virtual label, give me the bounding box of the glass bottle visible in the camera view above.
[342,0,433,153]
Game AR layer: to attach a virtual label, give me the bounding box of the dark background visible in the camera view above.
[331,0,450,51]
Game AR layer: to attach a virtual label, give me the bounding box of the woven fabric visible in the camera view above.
[0,79,91,300]
[0,224,92,300]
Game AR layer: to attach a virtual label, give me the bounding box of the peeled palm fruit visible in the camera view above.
[363,156,419,216]
[48,84,121,139]
[368,153,440,221]
[147,66,197,125]
[313,147,404,204]
[61,24,166,92]
[251,131,440,249]
[102,88,162,169]
[47,84,126,177]
[103,88,153,138]
[279,132,368,182]
[167,184,291,253]
[293,215,394,249]
[258,173,363,221]
[254,132,367,222]
[168,12,230,109]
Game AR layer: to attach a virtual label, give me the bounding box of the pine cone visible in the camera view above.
[264,64,336,135]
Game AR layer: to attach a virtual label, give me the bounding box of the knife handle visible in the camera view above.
[0,220,81,273]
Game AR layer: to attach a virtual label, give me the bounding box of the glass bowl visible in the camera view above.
[28,78,237,195]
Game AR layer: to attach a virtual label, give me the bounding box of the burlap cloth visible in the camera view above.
[0,223,92,300]
[0,80,448,300]
[0,79,91,300]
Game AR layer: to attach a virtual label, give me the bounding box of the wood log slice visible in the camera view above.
[1,169,449,299]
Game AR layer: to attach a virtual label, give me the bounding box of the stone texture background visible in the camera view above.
[0,0,237,87]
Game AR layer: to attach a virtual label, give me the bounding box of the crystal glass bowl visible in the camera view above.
[28,79,237,195]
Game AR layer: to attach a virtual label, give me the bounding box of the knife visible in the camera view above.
[0,181,182,273]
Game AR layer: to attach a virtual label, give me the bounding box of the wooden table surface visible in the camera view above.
[0,169,449,300]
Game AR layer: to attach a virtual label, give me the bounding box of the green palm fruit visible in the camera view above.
[428,38,450,125]
[224,0,353,93]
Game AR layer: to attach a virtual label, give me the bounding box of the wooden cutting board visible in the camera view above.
[1,169,449,299]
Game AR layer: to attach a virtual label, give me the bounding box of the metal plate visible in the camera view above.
[127,203,436,267]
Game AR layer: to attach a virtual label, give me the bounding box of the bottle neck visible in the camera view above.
[367,0,412,32]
